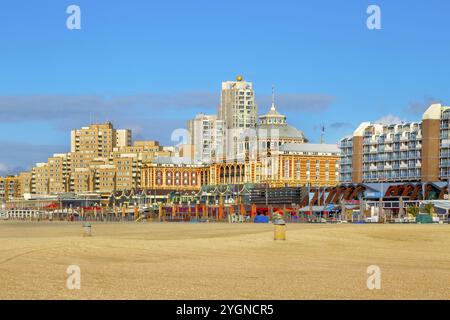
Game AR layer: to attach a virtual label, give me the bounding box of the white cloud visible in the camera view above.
[0,141,66,175]
[0,163,9,175]
[257,94,335,113]
[406,97,441,115]
[375,114,404,125]
[0,92,336,123]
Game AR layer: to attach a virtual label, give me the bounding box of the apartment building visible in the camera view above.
[72,168,91,194]
[96,164,117,194]
[110,140,174,191]
[15,121,175,197]
[116,129,132,148]
[340,103,448,183]
[0,176,19,201]
[70,122,131,164]
[187,114,224,163]
[218,76,257,130]
[218,76,258,161]
[48,153,71,194]
[32,163,50,195]
[18,172,32,196]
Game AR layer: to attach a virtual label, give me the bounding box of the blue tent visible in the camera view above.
[254,215,269,223]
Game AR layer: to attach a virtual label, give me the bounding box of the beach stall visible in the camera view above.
[298,204,340,223]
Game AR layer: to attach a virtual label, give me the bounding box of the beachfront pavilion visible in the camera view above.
[421,200,450,221]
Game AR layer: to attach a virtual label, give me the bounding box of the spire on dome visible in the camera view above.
[259,86,286,125]
[271,86,276,111]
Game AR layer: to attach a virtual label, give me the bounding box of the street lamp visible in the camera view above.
[265,183,268,206]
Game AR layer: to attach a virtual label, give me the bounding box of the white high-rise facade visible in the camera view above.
[218,76,257,129]
[218,76,258,161]
[188,114,224,164]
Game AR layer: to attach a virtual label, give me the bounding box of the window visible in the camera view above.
[295,160,300,179]
[284,160,290,179]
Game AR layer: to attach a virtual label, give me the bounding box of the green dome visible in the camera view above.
[257,123,308,142]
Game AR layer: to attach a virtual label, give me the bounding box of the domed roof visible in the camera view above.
[259,102,286,124]
[257,100,308,142]
[257,123,308,142]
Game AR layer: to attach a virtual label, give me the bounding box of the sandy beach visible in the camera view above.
[0,221,449,300]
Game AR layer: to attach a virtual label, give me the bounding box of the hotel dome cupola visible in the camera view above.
[259,87,287,125]
[257,86,308,143]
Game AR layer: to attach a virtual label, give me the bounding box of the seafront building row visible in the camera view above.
[2,77,450,207]
[0,122,339,202]
[0,76,340,203]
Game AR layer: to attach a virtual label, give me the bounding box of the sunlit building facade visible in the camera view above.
[141,157,209,191]
[0,176,19,202]
[340,103,450,183]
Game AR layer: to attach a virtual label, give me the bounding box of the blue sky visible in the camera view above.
[1,0,450,174]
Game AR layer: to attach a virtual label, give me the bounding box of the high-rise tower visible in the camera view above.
[218,76,257,161]
[218,75,257,129]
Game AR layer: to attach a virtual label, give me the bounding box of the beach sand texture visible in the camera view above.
[0,222,449,299]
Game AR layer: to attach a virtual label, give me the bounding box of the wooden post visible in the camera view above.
[218,206,223,221]
[251,203,256,219]
[121,206,126,221]
[134,206,139,221]
[172,203,177,219]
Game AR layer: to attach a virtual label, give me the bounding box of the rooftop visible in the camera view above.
[279,143,339,154]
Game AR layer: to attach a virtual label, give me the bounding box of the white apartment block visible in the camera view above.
[188,114,224,164]
[218,76,258,161]
[340,103,450,184]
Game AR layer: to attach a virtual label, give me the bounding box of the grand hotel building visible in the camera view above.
[340,103,449,183]
[140,100,340,191]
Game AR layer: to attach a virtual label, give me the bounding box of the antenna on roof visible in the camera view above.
[272,86,275,105]
[320,125,325,144]
[270,86,276,111]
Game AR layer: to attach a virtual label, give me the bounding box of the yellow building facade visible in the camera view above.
[0,176,19,201]
[141,158,209,191]
[262,144,340,187]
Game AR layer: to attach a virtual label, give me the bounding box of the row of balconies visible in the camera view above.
[365,162,421,170]
[439,160,450,167]
[364,134,422,144]
[339,159,353,165]
[363,144,421,153]
[363,175,421,181]
[363,170,421,178]
[364,155,421,162]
